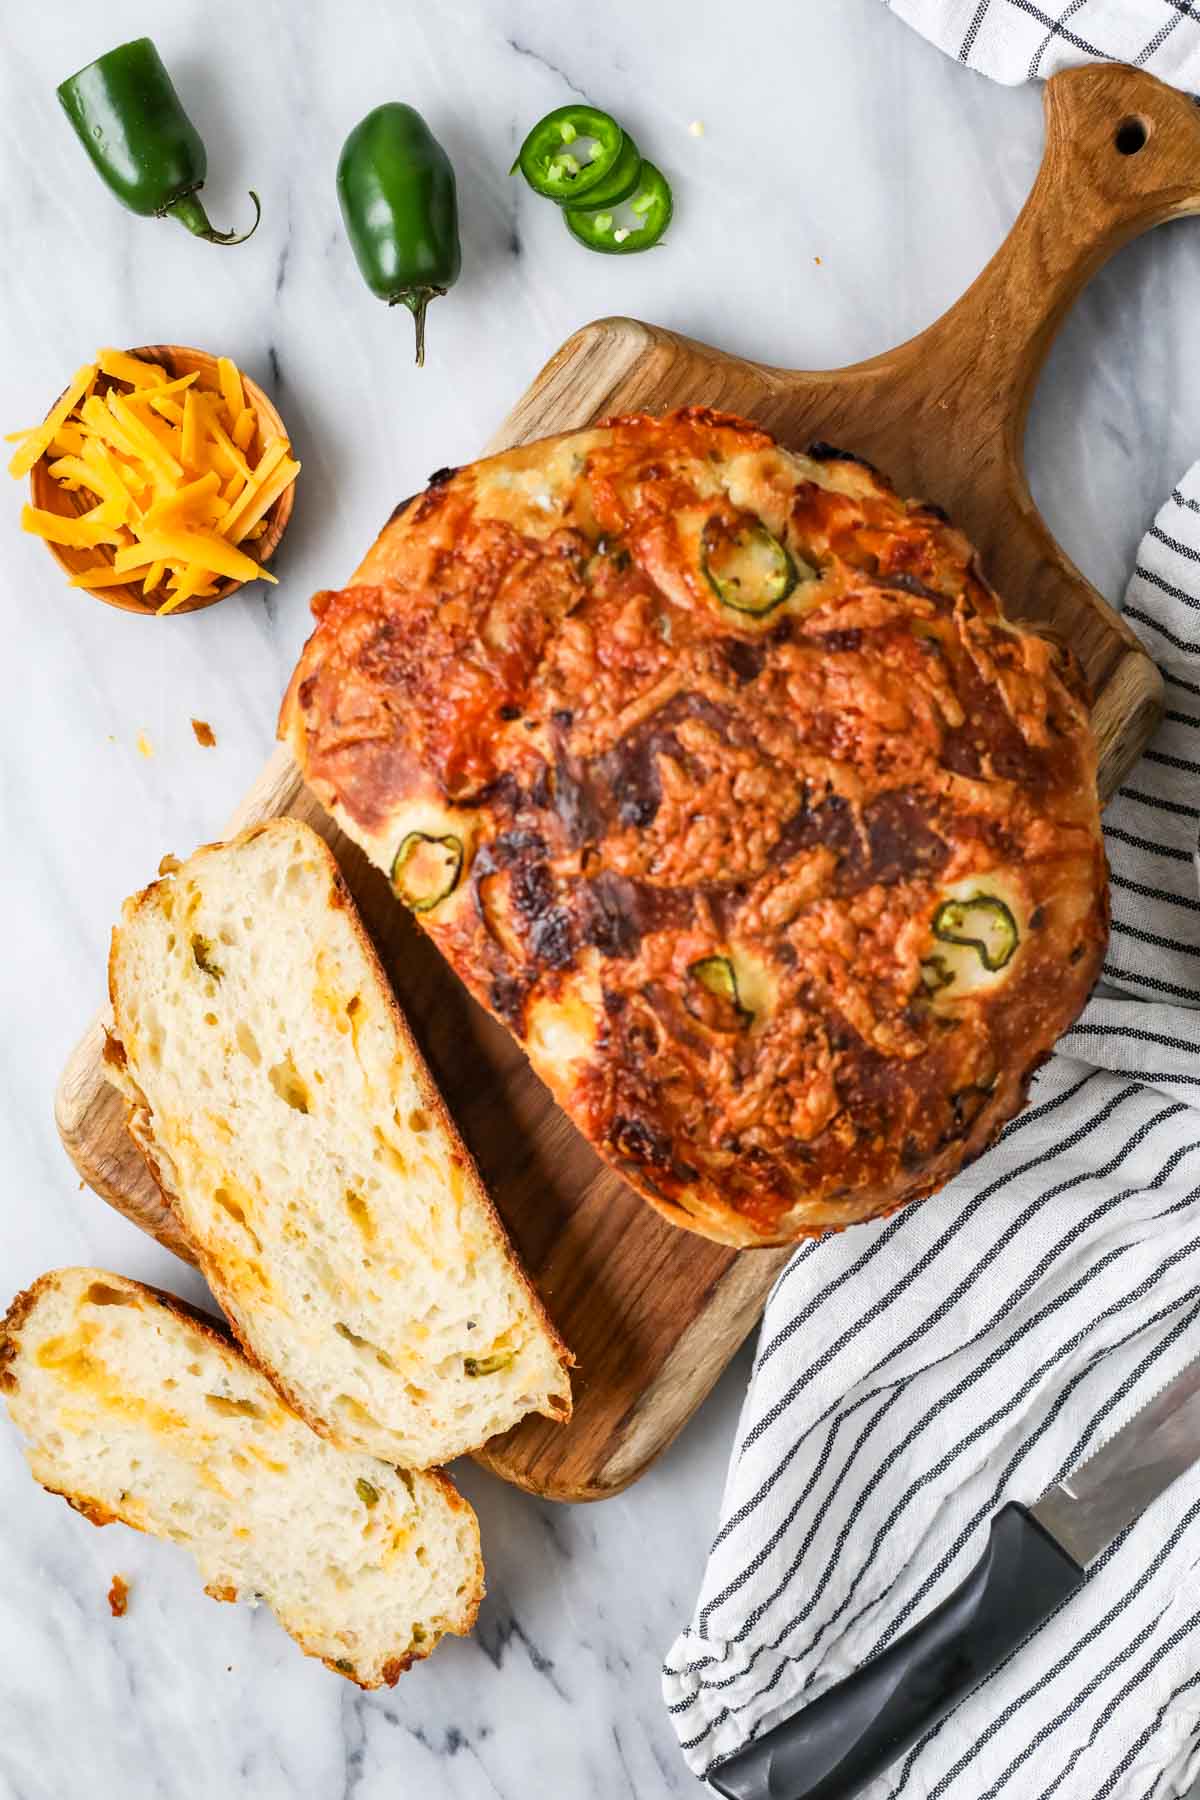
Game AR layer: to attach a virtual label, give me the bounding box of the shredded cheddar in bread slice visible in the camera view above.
[104,820,572,1467]
[0,1269,482,1686]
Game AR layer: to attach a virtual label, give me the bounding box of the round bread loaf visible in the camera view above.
[280,408,1108,1246]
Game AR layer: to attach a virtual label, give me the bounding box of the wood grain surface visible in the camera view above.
[57,64,1194,1500]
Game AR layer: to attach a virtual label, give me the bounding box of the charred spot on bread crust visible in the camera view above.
[488,972,528,1028]
[611,1114,673,1169]
[805,440,880,475]
[814,627,864,654]
[720,637,768,684]
[577,873,643,959]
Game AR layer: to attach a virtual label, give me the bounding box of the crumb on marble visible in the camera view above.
[191,718,217,748]
[814,255,822,265]
[688,119,705,137]
[108,1574,129,1617]
[136,730,154,759]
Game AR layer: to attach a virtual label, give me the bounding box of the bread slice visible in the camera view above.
[0,1269,482,1687]
[104,819,572,1469]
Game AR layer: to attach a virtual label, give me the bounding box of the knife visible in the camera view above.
[708,1355,1200,1800]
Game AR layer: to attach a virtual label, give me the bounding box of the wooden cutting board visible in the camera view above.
[57,64,1195,1502]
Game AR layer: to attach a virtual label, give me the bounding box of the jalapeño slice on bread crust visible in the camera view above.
[392,831,464,911]
[933,895,1019,971]
[686,955,754,1031]
[700,516,805,615]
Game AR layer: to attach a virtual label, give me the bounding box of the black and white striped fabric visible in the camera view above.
[662,474,1200,1797]
[883,0,1200,86]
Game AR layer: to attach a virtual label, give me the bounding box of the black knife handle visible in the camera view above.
[708,1504,1084,1800]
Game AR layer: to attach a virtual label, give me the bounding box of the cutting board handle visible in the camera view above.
[905,63,1200,451]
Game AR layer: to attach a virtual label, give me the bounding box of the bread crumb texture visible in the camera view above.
[106,819,571,1467]
[0,1269,483,1686]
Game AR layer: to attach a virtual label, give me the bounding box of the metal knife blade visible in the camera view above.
[1032,1353,1200,1567]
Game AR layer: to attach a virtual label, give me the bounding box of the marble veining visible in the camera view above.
[2,1,1199,1794]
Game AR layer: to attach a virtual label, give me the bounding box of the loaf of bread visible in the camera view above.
[104,819,571,1467]
[0,1268,482,1687]
[280,409,1107,1246]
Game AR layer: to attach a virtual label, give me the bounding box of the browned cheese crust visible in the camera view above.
[279,409,1108,1247]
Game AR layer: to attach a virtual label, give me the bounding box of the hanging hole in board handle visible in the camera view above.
[1114,115,1151,155]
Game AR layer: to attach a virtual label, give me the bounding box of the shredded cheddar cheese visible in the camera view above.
[20,504,122,549]
[7,364,97,479]
[8,350,299,613]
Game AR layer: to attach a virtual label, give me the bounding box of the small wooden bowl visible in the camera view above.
[28,343,296,618]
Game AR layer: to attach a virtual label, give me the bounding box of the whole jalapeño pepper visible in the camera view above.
[337,104,461,368]
[57,38,260,245]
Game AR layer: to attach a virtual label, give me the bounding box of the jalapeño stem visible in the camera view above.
[166,189,262,245]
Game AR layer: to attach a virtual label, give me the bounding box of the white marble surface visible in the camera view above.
[1,2,1198,1795]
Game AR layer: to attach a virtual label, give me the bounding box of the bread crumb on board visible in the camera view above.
[136,730,154,759]
[108,1574,129,1617]
[688,119,705,137]
[191,718,217,748]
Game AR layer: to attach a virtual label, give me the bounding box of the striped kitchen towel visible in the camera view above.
[883,0,1200,87]
[662,470,1200,1797]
